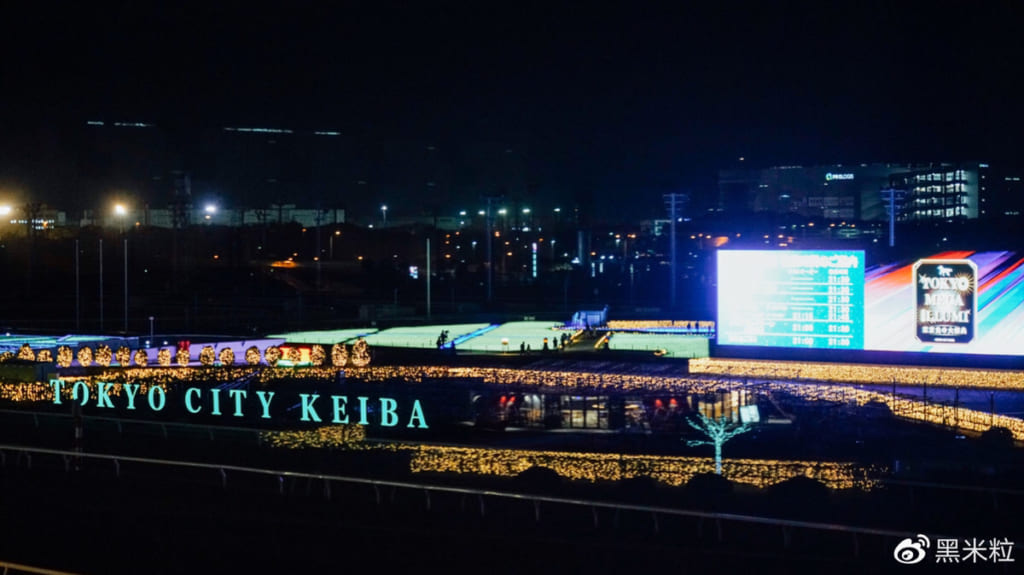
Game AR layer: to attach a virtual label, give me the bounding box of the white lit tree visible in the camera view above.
[685,412,753,475]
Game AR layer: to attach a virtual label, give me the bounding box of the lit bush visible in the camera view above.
[115,346,131,366]
[37,349,53,363]
[219,347,235,366]
[134,349,148,367]
[157,348,172,367]
[175,348,190,367]
[350,339,371,367]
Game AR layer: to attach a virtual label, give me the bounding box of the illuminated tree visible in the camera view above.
[245,346,261,365]
[685,412,753,475]
[350,339,371,367]
[286,347,301,364]
[310,345,326,367]
[264,346,281,366]
[115,346,131,366]
[76,346,93,367]
[134,349,148,367]
[95,345,113,367]
[199,346,216,366]
[56,346,73,368]
[219,347,235,366]
[0,351,14,364]
[330,343,348,367]
[157,348,172,367]
[175,348,190,367]
[37,349,53,363]
[17,344,35,361]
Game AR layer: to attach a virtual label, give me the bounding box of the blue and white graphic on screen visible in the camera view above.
[717,250,865,350]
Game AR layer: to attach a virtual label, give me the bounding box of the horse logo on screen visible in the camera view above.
[893,534,930,564]
[913,259,977,344]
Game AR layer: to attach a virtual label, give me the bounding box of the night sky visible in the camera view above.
[2,2,1023,221]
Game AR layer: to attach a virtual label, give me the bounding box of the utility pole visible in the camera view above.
[99,238,103,332]
[482,195,501,303]
[664,193,689,310]
[426,237,432,319]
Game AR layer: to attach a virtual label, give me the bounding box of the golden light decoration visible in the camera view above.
[219,347,235,366]
[17,344,35,361]
[0,351,14,363]
[265,346,281,366]
[95,345,113,367]
[56,346,73,368]
[350,339,371,367]
[245,346,261,365]
[37,349,53,363]
[115,346,131,366]
[76,346,93,367]
[157,348,171,367]
[286,346,301,363]
[260,425,366,448]
[310,345,326,367]
[331,343,348,367]
[134,349,148,367]
[176,348,190,367]
[199,346,216,366]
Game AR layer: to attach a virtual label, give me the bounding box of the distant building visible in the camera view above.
[718,162,996,222]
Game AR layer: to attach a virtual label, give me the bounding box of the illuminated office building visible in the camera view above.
[718,162,993,222]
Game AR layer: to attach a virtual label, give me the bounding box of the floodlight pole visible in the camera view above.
[426,237,432,319]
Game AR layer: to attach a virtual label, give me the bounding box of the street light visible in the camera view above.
[204,203,217,222]
[114,203,128,333]
[329,230,340,260]
[381,204,388,227]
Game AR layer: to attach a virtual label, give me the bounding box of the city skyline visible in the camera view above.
[3,3,1024,223]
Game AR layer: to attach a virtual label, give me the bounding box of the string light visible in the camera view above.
[77,346,94,367]
[265,346,281,366]
[115,347,131,367]
[96,345,113,367]
[245,346,261,365]
[331,343,348,367]
[56,346,73,368]
[310,345,326,367]
[133,349,148,367]
[17,344,35,361]
[219,347,235,366]
[350,339,371,367]
[175,348,190,367]
[158,348,172,367]
[199,346,215,366]
[37,349,53,363]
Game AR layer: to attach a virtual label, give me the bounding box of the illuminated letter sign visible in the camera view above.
[913,259,977,344]
[825,172,855,181]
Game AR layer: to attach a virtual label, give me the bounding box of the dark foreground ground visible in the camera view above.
[0,414,1022,574]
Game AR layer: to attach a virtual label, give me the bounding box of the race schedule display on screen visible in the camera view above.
[717,249,1024,356]
[717,251,865,350]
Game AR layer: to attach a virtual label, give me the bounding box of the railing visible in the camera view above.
[0,441,940,557]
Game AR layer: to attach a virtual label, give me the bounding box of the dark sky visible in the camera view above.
[2,1,1023,221]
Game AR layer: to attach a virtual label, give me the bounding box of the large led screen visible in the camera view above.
[717,250,1024,356]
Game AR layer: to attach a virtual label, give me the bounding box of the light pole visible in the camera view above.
[381,204,388,227]
[114,204,128,333]
[329,230,340,260]
[148,316,154,346]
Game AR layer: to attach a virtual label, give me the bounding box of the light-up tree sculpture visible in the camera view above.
[331,343,348,367]
[685,412,753,475]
